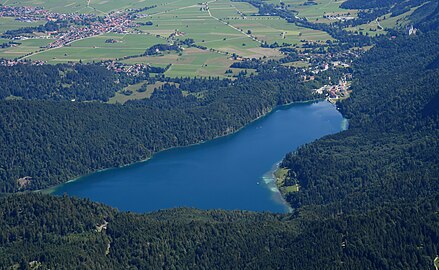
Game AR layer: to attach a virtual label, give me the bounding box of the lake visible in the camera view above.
[53,101,346,213]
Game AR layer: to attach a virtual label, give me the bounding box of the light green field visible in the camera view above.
[224,16,332,45]
[274,167,300,193]
[108,81,167,104]
[346,6,421,36]
[0,17,45,34]
[283,61,311,68]
[264,0,357,22]
[0,0,347,77]
[122,47,235,78]
[0,38,54,59]
[208,0,258,20]
[26,33,164,63]
[0,0,158,14]
[137,4,270,59]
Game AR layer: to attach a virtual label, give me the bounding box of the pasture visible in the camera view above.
[346,6,421,36]
[0,17,45,34]
[0,0,157,14]
[122,47,235,78]
[264,0,357,22]
[108,81,166,104]
[0,38,53,59]
[0,0,349,76]
[27,33,164,63]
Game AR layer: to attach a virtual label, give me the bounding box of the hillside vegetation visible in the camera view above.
[0,22,438,270]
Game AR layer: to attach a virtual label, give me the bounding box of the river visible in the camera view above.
[53,101,346,213]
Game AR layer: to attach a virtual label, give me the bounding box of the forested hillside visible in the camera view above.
[0,66,315,192]
[279,31,439,212]
[0,28,438,270]
[1,1,439,269]
[0,64,123,101]
[0,193,437,269]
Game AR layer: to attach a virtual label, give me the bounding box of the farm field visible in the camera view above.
[346,6,421,36]
[108,81,167,104]
[264,0,357,22]
[0,17,45,34]
[0,38,53,59]
[26,33,165,63]
[0,0,156,14]
[0,0,354,77]
[223,16,333,45]
[137,4,266,58]
[122,47,236,78]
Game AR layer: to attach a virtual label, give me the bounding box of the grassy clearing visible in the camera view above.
[0,0,155,14]
[0,38,54,59]
[0,17,45,34]
[264,0,357,22]
[224,16,332,45]
[108,81,167,104]
[283,61,311,68]
[27,33,164,63]
[274,167,299,194]
[120,47,236,78]
[164,47,235,78]
[346,6,421,36]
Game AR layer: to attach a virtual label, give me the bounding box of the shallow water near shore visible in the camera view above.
[53,101,345,213]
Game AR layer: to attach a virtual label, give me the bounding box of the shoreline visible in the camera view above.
[42,98,325,195]
[273,109,349,205]
[263,161,294,213]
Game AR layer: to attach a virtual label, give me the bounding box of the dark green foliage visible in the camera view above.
[0,193,437,269]
[0,4,438,269]
[0,65,314,192]
[0,64,121,101]
[144,44,181,55]
[0,194,117,269]
[2,21,67,37]
[410,0,439,32]
[233,0,373,47]
[280,31,439,211]
[341,0,399,9]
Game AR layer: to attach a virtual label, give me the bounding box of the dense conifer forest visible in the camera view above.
[0,1,438,268]
[0,26,438,270]
[279,30,439,212]
[0,66,315,192]
[0,64,122,101]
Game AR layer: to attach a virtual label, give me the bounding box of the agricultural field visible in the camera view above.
[0,0,358,77]
[346,6,422,36]
[0,0,156,14]
[108,81,167,104]
[26,33,164,63]
[223,16,332,45]
[0,38,53,59]
[122,47,236,78]
[0,17,45,34]
[264,0,357,22]
[136,4,266,58]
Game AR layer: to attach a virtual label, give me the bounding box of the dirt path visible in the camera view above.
[206,0,262,44]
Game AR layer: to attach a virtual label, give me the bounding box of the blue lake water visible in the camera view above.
[54,101,346,213]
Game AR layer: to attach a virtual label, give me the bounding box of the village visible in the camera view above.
[0,3,359,89]
[0,5,138,48]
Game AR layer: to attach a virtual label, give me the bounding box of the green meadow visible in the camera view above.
[27,33,164,63]
[0,0,350,76]
[0,17,45,34]
[108,81,167,104]
[0,0,158,14]
[122,47,235,78]
[0,38,54,59]
[346,6,422,36]
[264,0,357,22]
